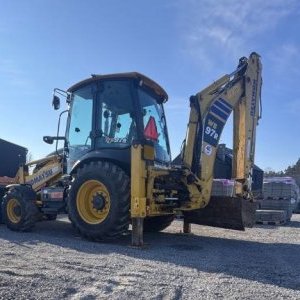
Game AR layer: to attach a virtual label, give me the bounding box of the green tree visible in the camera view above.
[285,159,300,176]
[264,167,284,177]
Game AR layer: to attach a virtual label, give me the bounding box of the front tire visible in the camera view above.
[2,186,39,231]
[67,161,130,240]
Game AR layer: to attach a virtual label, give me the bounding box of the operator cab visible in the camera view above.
[64,73,171,172]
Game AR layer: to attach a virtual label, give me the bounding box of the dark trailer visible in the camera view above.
[0,138,27,188]
[0,138,27,178]
[0,138,27,201]
[214,144,264,194]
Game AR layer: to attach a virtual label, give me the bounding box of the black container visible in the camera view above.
[214,144,264,193]
[172,144,264,193]
[0,138,27,177]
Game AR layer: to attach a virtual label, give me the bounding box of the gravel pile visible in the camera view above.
[0,215,299,299]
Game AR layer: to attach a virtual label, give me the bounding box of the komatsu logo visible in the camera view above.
[26,167,59,187]
[27,169,53,186]
[250,79,257,117]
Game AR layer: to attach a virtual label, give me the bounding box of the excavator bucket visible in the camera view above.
[183,196,256,230]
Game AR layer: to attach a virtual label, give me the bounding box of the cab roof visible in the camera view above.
[67,72,168,102]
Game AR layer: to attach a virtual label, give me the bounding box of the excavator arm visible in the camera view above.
[131,53,262,245]
[183,52,262,203]
[181,53,262,230]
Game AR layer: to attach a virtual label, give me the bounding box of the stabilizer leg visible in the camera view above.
[132,217,144,247]
[183,219,191,233]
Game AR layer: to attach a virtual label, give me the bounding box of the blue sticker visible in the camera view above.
[203,113,224,147]
[214,99,232,114]
[211,98,232,121]
[203,99,233,147]
[211,105,228,120]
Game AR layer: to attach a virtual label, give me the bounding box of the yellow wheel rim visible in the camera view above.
[7,198,22,224]
[76,180,111,224]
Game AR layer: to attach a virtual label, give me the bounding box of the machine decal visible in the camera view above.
[250,79,257,117]
[105,137,127,144]
[213,98,232,114]
[27,169,54,186]
[204,99,232,147]
[26,165,61,188]
[204,144,212,156]
[204,113,222,147]
[211,98,232,121]
[211,106,228,120]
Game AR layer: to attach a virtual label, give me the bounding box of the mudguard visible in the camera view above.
[183,196,256,230]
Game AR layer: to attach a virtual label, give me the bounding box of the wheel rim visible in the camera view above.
[7,198,22,224]
[76,180,111,224]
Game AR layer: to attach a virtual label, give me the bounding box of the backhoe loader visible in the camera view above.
[2,52,262,246]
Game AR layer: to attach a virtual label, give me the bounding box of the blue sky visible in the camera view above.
[0,0,299,172]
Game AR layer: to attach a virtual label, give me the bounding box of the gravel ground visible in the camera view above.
[0,214,299,300]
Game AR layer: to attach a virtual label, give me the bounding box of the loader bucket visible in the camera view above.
[183,196,256,230]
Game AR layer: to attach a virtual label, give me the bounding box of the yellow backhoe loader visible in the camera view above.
[2,52,262,246]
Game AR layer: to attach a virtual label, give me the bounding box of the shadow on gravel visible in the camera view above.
[255,219,300,230]
[284,220,300,228]
[0,219,299,291]
[253,216,300,230]
[252,224,279,230]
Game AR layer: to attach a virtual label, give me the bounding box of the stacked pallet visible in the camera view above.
[256,177,299,225]
[263,177,299,212]
[258,199,293,221]
[211,179,234,197]
[263,177,299,200]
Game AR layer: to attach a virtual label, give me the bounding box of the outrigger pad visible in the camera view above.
[183,196,256,230]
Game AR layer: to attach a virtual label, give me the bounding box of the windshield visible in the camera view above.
[138,88,171,163]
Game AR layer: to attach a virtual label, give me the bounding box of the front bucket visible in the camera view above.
[183,196,256,230]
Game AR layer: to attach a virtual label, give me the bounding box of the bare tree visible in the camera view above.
[26,151,33,163]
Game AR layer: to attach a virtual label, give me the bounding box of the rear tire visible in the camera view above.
[67,161,130,240]
[0,202,3,224]
[2,186,39,231]
[143,215,174,232]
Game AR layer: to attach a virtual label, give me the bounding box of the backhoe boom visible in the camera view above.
[183,52,262,201]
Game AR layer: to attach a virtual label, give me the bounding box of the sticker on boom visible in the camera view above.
[203,114,223,147]
[211,98,232,121]
[203,98,233,147]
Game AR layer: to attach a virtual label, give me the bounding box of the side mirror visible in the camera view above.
[43,136,54,144]
[52,95,61,110]
[43,136,66,144]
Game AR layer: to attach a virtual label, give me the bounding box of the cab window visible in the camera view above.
[95,80,136,148]
[138,88,170,162]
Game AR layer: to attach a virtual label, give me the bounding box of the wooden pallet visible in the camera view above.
[256,220,286,225]
[255,209,287,225]
[265,196,293,200]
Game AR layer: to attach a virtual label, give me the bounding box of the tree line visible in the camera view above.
[264,158,300,186]
[265,159,300,177]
